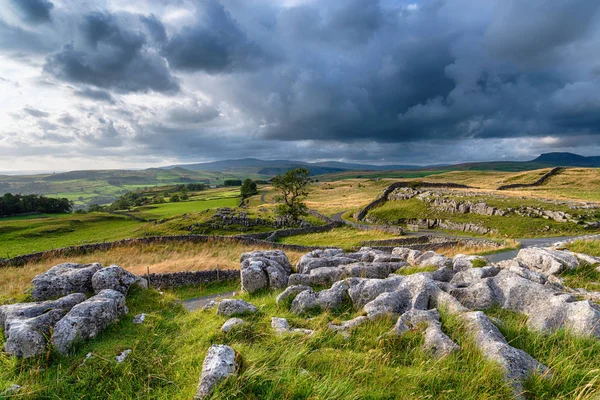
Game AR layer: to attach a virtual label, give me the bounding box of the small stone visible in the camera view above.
[221,318,245,333]
[2,384,22,396]
[116,349,132,363]
[216,299,258,317]
[132,314,146,324]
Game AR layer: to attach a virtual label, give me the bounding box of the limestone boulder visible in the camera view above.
[51,289,128,354]
[31,263,102,300]
[91,265,142,295]
[194,345,238,399]
[216,299,258,317]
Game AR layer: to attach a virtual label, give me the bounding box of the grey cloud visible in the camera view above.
[23,107,49,118]
[9,0,54,24]
[166,102,220,124]
[74,87,115,103]
[162,0,273,72]
[44,11,179,93]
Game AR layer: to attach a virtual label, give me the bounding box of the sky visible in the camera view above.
[1,0,600,172]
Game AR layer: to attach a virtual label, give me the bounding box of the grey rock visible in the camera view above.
[116,349,131,363]
[451,266,499,285]
[0,293,86,328]
[452,254,488,271]
[240,251,292,293]
[132,314,146,324]
[463,311,546,394]
[516,247,579,275]
[194,345,238,399]
[328,316,368,335]
[413,251,451,268]
[51,289,128,354]
[290,289,320,314]
[394,309,458,357]
[450,279,498,310]
[91,265,139,295]
[271,317,312,335]
[221,318,245,333]
[216,299,258,317]
[364,291,408,319]
[31,263,102,301]
[276,285,312,307]
[4,309,67,358]
[202,301,217,311]
[2,384,22,396]
[347,275,404,309]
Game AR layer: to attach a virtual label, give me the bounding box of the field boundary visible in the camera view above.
[356,181,473,221]
[496,167,564,190]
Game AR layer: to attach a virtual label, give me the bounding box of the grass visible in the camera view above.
[0,286,516,400]
[368,198,591,238]
[0,240,305,304]
[486,306,600,399]
[133,197,239,219]
[276,227,401,251]
[567,239,600,257]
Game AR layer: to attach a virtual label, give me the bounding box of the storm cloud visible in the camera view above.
[0,0,599,171]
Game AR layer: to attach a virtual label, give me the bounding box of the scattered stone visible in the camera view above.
[394,309,458,357]
[216,299,258,317]
[221,318,245,333]
[202,301,217,311]
[194,345,238,399]
[31,263,102,301]
[91,265,142,295]
[52,289,128,354]
[132,314,146,324]
[116,349,132,363]
[271,317,313,335]
[79,352,93,366]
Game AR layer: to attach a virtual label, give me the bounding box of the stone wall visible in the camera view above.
[143,269,239,289]
[265,222,342,242]
[356,181,472,221]
[497,167,564,190]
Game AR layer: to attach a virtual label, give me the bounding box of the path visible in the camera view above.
[260,190,268,204]
[182,291,237,312]
[331,210,347,222]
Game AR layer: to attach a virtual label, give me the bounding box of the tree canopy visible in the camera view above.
[271,167,310,221]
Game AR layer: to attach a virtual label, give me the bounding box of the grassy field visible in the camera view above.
[567,239,600,256]
[276,227,401,250]
[3,281,600,399]
[133,197,239,219]
[368,198,593,238]
[0,240,305,304]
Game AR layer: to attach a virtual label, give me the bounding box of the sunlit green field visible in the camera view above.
[134,197,239,219]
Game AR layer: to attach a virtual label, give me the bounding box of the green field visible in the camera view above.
[134,197,240,219]
[368,198,593,238]
[276,227,401,250]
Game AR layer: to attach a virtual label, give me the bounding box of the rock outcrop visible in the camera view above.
[51,289,128,354]
[240,250,292,293]
[195,345,238,399]
[31,263,102,301]
[92,265,146,294]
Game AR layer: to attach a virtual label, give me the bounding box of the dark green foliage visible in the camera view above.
[240,179,258,198]
[0,193,72,216]
[224,180,243,187]
[272,168,310,221]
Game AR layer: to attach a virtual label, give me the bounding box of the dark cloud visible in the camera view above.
[9,0,54,24]
[44,12,179,93]
[74,87,115,103]
[2,0,600,167]
[162,0,273,72]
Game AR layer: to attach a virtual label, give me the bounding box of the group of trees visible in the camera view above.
[0,193,73,216]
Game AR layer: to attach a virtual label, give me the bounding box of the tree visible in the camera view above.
[240,179,258,198]
[271,167,310,221]
[170,194,181,202]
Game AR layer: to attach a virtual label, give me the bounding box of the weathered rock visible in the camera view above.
[463,311,546,394]
[347,275,404,309]
[413,251,451,268]
[271,317,312,335]
[221,318,245,333]
[328,316,368,336]
[364,291,408,319]
[91,265,140,295]
[290,289,319,314]
[276,285,312,306]
[3,309,67,358]
[31,263,103,301]
[450,279,498,310]
[516,247,579,275]
[194,345,238,399]
[451,266,499,285]
[394,309,458,357]
[2,384,22,396]
[0,293,86,327]
[452,254,488,271]
[51,289,128,354]
[216,299,258,317]
[289,281,351,314]
[202,301,217,311]
[240,251,291,293]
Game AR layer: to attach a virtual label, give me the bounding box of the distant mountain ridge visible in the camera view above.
[532,152,600,167]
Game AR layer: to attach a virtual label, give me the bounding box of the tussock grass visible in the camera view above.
[567,239,600,257]
[0,241,304,304]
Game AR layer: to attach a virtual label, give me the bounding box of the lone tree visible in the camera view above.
[240,178,258,198]
[271,167,310,221]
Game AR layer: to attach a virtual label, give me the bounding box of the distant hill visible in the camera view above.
[532,152,600,167]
